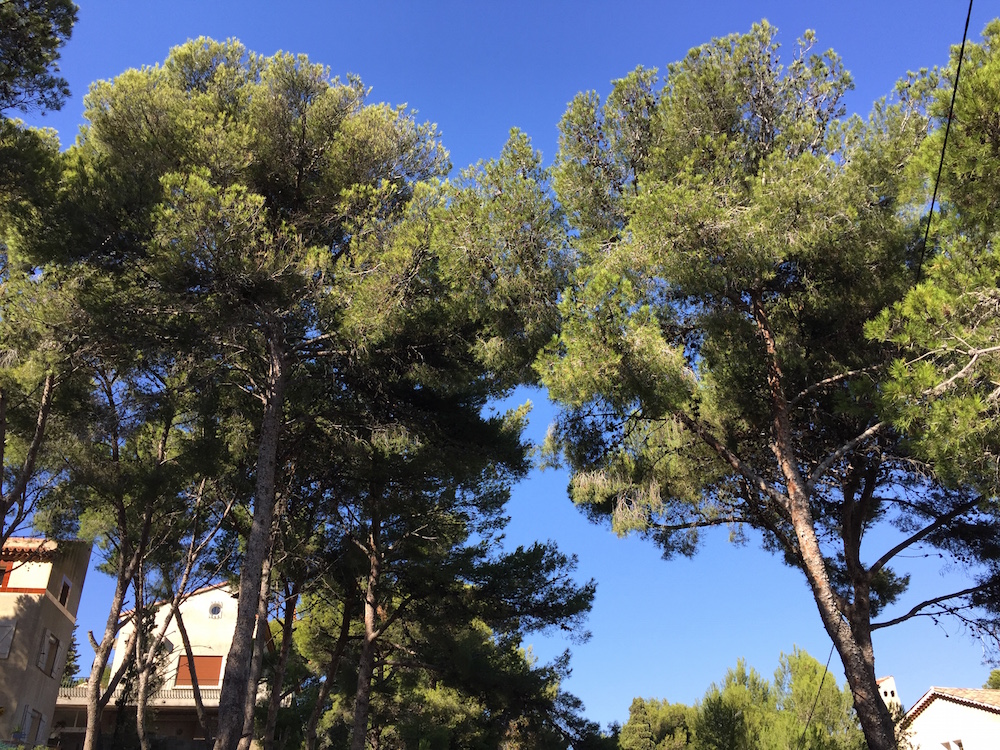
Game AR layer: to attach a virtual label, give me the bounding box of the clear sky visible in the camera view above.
[20,0,1000,732]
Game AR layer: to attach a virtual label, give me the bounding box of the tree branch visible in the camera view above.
[674,411,790,510]
[869,497,980,576]
[808,422,884,489]
[872,585,985,630]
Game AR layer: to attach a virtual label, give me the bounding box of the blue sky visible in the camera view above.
[22,0,1000,731]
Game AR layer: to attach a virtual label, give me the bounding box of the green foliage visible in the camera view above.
[618,649,863,750]
[6,35,584,750]
[772,649,865,750]
[0,0,76,114]
[696,660,779,750]
[872,20,1000,486]
[866,20,1000,628]
[59,627,81,687]
[984,669,1000,690]
[541,21,971,748]
[619,697,695,750]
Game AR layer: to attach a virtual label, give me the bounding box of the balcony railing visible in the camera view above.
[57,685,223,705]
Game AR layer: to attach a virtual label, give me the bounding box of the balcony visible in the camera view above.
[57,685,223,709]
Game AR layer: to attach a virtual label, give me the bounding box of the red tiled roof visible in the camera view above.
[1,537,58,561]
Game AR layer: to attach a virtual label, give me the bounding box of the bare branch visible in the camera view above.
[808,422,884,488]
[872,585,985,630]
[791,367,877,406]
[869,498,980,576]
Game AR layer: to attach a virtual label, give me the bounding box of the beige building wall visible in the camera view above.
[906,697,1000,749]
[55,583,242,749]
[110,583,239,691]
[0,539,91,746]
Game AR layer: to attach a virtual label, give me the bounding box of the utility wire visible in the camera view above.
[916,0,974,282]
[799,642,836,748]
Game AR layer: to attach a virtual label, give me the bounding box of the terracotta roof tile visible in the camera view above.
[1,537,58,561]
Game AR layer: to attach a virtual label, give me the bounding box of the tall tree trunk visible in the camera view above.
[263,583,300,750]
[786,489,896,750]
[237,552,274,750]
[83,572,129,750]
[175,604,209,732]
[216,333,288,750]
[83,508,153,750]
[0,371,55,547]
[134,580,152,750]
[750,297,897,750]
[349,511,382,750]
[304,602,353,750]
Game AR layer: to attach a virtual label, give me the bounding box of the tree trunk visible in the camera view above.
[304,602,353,750]
[752,298,898,750]
[83,573,128,750]
[349,512,382,750]
[786,491,897,750]
[134,600,152,750]
[263,583,300,750]
[83,510,152,750]
[216,333,288,750]
[175,604,209,730]
[0,371,55,547]
[237,552,274,750]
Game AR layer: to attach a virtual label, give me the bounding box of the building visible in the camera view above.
[877,675,902,714]
[54,583,241,750]
[901,687,1000,749]
[0,537,91,747]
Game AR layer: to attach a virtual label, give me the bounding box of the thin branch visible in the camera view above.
[675,411,790,510]
[808,422,884,488]
[869,497,980,576]
[791,367,876,406]
[872,585,984,630]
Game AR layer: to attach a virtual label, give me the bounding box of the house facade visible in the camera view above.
[54,583,241,750]
[0,537,91,747]
[902,687,1000,749]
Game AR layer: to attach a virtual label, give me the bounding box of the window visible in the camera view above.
[175,655,223,687]
[27,710,43,746]
[36,629,62,677]
[59,577,72,606]
[208,602,223,619]
[0,564,10,590]
[0,620,15,659]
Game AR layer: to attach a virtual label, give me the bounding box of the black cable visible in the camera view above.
[799,643,835,748]
[916,0,974,282]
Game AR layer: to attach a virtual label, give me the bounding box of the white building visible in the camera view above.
[54,582,242,750]
[902,687,1000,750]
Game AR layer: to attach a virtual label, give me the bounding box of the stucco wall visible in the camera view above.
[906,697,1000,750]
[110,585,240,690]
[0,541,91,744]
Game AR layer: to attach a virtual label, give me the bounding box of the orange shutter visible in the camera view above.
[175,655,223,686]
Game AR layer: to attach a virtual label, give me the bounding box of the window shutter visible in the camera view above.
[36,629,51,669]
[0,622,15,659]
[53,641,66,678]
[35,714,47,746]
[18,705,30,739]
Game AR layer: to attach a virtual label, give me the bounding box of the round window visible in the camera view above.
[209,602,223,619]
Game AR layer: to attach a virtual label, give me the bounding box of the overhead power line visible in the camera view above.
[916,0,974,282]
